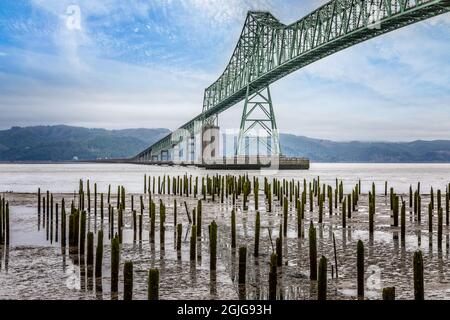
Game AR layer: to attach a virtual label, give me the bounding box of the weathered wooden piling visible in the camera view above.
[118,209,123,244]
[160,200,166,247]
[79,211,86,255]
[409,185,413,208]
[438,207,443,249]
[132,210,137,242]
[150,200,155,243]
[148,268,159,300]
[177,223,182,253]
[196,200,202,238]
[123,260,133,300]
[38,188,41,214]
[231,209,236,249]
[283,197,288,236]
[369,192,374,234]
[309,223,317,280]
[413,250,424,300]
[87,231,94,265]
[238,246,247,284]
[318,256,327,300]
[382,287,395,300]
[61,199,66,250]
[210,221,217,270]
[276,237,282,267]
[446,186,449,225]
[95,229,103,278]
[144,174,147,194]
[100,193,104,222]
[94,183,97,218]
[269,253,277,300]
[342,198,346,228]
[428,202,433,233]
[254,211,260,257]
[173,199,177,229]
[418,194,421,222]
[401,200,406,243]
[111,234,120,293]
[393,195,399,227]
[190,225,197,261]
[431,187,434,209]
[110,206,114,240]
[318,195,323,223]
[357,240,364,299]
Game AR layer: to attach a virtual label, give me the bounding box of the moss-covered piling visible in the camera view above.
[268,253,277,300]
[148,268,159,300]
[87,231,94,265]
[318,255,327,300]
[95,229,103,278]
[309,223,317,280]
[123,260,133,300]
[110,235,120,293]
[238,246,247,285]
[382,287,395,300]
[254,211,260,257]
[231,209,236,249]
[413,250,424,300]
[357,240,364,299]
[210,221,217,270]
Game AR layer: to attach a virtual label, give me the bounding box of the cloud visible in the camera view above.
[0,0,449,141]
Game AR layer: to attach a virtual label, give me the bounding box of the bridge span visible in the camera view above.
[132,0,449,168]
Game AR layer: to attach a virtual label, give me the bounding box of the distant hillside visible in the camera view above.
[280,134,450,162]
[0,125,449,162]
[0,125,170,161]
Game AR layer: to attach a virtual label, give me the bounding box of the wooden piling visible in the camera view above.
[148,268,159,300]
[231,209,236,249]
[382,287,395,300]
[254,212,260,257]
[210,221,217,270]
[95,229,103,278]
[413,250,424,300]
[111,235,120,293]
[357,240,364,299]
[123,260,133,300]
[238,246,247,284]
[87,231,94,265]
[190,225,197,261]
[309,222,317,280]
[268,253,277,300]
[318,256,327,300]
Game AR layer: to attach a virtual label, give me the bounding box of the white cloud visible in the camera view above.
[1,0,449,142]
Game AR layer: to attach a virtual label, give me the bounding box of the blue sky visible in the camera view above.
[0,0,449,141]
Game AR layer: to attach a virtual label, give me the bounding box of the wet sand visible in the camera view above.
[1,189,450,300]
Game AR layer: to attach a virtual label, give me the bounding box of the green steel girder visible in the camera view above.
[237,85,281,156]
[135,0,450,161]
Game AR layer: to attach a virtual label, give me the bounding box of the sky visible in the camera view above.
[0,0,449,141]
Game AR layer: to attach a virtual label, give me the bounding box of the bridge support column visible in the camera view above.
[161,150,169,161]
[237,85,281,156]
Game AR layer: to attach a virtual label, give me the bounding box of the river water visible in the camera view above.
[0,163,450,300]
[1,163,450,193]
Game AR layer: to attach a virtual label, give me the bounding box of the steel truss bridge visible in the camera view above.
[135,0,450,163]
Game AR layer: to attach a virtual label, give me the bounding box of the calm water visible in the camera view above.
[1,163,450,193]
